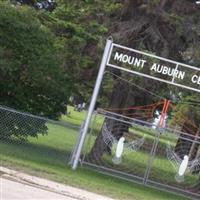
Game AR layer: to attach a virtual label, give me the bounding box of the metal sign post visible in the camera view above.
[71,38,113,170]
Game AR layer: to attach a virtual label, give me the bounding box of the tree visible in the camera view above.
[89,0,200,162]
[0,2,72,139]
[10,0,121,105]
[37,0,121,103]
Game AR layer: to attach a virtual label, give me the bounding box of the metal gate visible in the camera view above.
[70,39,200,199]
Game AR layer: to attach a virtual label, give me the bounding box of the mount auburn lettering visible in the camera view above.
[113,52,200,85]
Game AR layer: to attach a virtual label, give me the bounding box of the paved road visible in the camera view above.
[1,178,76,200]
[0,167,114,200]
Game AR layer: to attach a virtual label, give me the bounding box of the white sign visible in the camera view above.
[107,43,200,93]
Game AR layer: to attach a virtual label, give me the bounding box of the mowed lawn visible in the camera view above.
[0,106,190,200]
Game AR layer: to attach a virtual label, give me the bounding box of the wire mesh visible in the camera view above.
[79,68,200,199]
[147,130,200,198]
[81,110,200,199]
[0,105,79,174]
[82,110,160,181]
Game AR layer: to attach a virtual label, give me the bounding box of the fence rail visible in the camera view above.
[0,105,79,178]
[81,110,200,199]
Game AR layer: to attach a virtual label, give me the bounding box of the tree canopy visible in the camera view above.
[0,2,72,119]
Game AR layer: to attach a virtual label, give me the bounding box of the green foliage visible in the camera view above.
[168,13,184,35]
[37,0,118,103]
[0,2,72,119]
[0,2,73,139]
[0,0,119,139]
[170,95,200,127]
[148,0,160,7]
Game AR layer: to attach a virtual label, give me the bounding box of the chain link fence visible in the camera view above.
[80,110,200,200]
[1,103,200,199]
[0,105,79,177]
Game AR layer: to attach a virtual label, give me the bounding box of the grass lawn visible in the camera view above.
[0,106,192,200]
[61,105,87,126]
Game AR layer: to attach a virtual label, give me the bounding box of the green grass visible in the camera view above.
[84,138,198,188]
[61,105,86,126]
[0,106,192,200]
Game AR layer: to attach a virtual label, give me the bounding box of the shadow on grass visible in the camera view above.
[0,138,72,167]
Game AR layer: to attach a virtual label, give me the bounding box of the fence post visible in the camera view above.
[71,38,113,170]
[143,99,170,184]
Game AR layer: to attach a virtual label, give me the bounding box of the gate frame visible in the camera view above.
[71,38,200,170]
[71,38,113,169]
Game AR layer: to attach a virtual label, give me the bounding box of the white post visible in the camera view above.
[72,38,113,170]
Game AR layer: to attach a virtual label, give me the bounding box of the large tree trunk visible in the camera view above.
[88,81,135,161]
[88,118,129,162]
[88,74,156,161]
